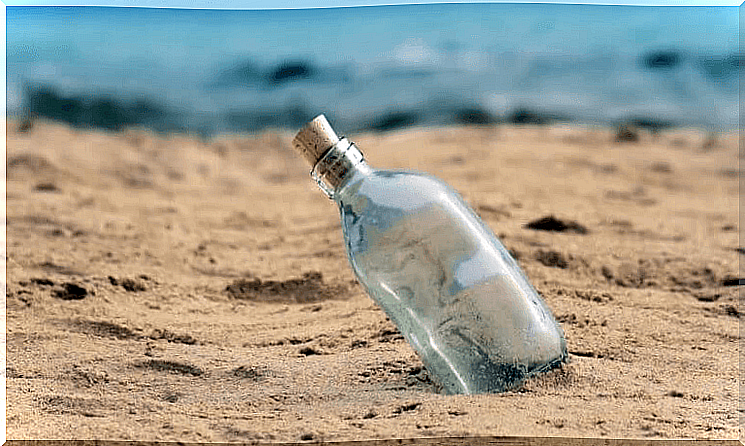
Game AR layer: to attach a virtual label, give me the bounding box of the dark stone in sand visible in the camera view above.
[601,265,615,281]
[299,346,321,356]
[30,278,55,286]
[232,365,268,380]
[34,182,59,192]
[393,402,421,414]
[721,305,741,317]
[720,276,743,287]
[74,320,139,340]
[54,283,89,300]
[350,339,368,348]
[123,278,147,292]
[649,162,673,173]
[524,215,588,234]
[507,248,521,261]
[375,327,404,343]
[535,250,569,269]
[149,328,198,345]
[8,154,55,174]
[694,292,721,302]
[136,359,204,376]
[18,117,34,133]
[225,271,347,303]
[109,276,147,292]
[615,124,639,142]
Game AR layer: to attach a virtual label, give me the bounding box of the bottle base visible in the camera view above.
[439,349,570,395]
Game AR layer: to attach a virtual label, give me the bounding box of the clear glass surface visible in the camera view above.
[333,162,568,394]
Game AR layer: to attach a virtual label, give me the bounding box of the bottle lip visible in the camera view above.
[311,138,365,199]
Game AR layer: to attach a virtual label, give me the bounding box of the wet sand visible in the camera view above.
[5,120,740,441]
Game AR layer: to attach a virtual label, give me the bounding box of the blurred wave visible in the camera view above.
[8,4,739,136]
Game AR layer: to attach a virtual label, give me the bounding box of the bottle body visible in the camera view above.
[334,165,568,394]
[292,115,567,395]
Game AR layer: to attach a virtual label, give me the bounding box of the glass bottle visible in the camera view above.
[292,115,568,394]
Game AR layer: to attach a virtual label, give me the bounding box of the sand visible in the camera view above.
[5,119,740,441]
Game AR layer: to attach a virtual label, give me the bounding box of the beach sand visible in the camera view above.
[5,120,740,441]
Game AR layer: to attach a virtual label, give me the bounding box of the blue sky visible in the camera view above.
[2,0,742,7]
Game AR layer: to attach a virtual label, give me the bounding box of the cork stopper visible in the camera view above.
[292,114,341,166]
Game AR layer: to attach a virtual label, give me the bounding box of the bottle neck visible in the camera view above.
[311,137,371,199]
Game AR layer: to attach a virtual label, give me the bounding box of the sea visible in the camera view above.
[7,4,740,136]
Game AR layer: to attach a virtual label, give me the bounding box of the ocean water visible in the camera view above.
[7,4,739,136]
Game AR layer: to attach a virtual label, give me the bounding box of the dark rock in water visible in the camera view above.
[507,108,552,125]
[225,103,313,132]
[129,99,167,123]
[268,60,315,84]
[225,111,282,132]
[90,98,129,131]
[524,215,588,234]
[380,67,436,79]
[224,111,268,131]
[27,86,87,127]
[627,116,674,133]
[25,84,175,133]
[212,59,264,88]
[641,50,683,70]
[369,111,419,132]
[284,102,315,128]
[699,53,741,80]
[453,107,499,126]
[225,110,272,132]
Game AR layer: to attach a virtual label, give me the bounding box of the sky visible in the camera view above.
[1,0,743,7]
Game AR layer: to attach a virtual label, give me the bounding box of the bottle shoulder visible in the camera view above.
[337,167,455,207]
